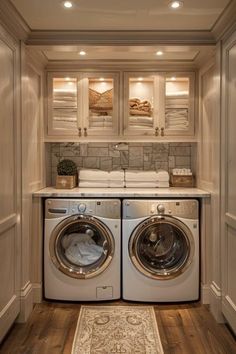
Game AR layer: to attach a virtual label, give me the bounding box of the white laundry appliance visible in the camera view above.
[122,199,199,302]
[44,198,121,301]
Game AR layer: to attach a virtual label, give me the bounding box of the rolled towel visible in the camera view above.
[79,169,109,181]
[79,181,109,188]
[125,170,158,182]
[125,181,158,188]
[156,170,170,182]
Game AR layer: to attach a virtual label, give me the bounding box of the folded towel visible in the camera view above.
[125,170,158,182]
[79,169,110,181]
[109,170,125,181]
[156,181,170,188]
[79,181,109,188]
[79,180,124,188]
[156,170,170,182]
[125,181,159,188]
[109,180,125,187]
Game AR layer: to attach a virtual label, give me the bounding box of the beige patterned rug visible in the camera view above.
[71,305,164,354]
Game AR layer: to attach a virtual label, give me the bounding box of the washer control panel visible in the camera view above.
[45,199,121,219]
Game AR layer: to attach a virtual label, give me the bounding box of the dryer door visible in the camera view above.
[129,216,194,280]
[49,215,115,279]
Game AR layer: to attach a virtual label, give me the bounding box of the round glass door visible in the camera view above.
[129,216,194,280]
[50,215,114,279]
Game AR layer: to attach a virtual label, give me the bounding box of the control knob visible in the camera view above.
[157,204,165,214]
[78,203,86,213]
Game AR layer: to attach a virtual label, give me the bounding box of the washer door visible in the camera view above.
[129,216,194,280]
[49,215,115,279]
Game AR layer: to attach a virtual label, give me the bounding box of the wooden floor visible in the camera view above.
[0,301,235,354]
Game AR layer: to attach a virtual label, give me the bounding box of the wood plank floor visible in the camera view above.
[0,301,235,354]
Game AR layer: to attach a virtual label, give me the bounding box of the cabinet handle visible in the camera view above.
[155,127,159,136]
[78,127,82,137]
[161,127,164,136]
[84,127,88,137]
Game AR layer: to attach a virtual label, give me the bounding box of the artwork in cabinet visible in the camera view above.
[88,78,113,128]
[128,76,155,130]
[52,77,78,132]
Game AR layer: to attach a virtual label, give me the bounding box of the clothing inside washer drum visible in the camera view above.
[62,232,104,266]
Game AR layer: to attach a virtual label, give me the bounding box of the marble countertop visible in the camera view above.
[33,187,210,198]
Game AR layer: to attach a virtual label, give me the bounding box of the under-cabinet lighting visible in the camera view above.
[171,77,176,81]
[99,78,105,81]
[63,1,73,8]
[138,77,143,81]
[79,50,86,56]
[169,1,183,9]
[156,51,163,56]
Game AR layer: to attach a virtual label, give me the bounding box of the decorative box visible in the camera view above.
[170,174,194,187]
[56,175,77,189]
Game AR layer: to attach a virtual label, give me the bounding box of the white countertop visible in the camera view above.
[33,187,210,198]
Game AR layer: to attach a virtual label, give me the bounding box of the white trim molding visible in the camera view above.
[17,282,34,323]
[210,282,225,323]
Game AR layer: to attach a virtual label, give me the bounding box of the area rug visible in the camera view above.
[71,305,164,354]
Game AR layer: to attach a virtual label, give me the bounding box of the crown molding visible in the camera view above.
[0,0,30,41]
[211,0,236,41]
[26,29,216,46]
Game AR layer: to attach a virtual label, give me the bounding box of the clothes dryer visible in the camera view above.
[122,199,199,302]
[44,199,121,301]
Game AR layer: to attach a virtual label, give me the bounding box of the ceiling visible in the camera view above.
[11,0,230,31]
[8,0,233,64]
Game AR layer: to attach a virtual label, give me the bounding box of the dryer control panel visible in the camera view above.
[123,199,198,220]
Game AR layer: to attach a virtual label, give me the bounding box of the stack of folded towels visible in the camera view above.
[125,170,169,188]
[79,169,125,188]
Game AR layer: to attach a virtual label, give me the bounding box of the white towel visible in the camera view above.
[156,170,170,182]
[79,181,109,188]
[125,181,158,188]
[125,170,158,182]
[156,181,170,188]
[79,169,110,181]
[109,180,125,187]
[109,170,125,181]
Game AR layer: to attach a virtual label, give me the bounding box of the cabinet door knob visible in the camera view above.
[155,127,159,136]
[161,127,164,136]
[78,127,82,137]
[84,127,88,137]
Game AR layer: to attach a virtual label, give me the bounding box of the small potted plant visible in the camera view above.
[56,159,78,189]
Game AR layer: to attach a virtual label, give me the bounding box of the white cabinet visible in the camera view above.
[47,72,119,138]
[124,72,195,138]
[47,70,195,141]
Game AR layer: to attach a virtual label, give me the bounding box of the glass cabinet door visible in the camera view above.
[82,73,119,136]
[163,73,195,136]
[124,73,159,136]
[48,73,83,136]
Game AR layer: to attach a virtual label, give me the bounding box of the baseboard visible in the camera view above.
[201,283,210,304]
[32,283,42,303]
[17,282,34,323]
[209,281,225,323]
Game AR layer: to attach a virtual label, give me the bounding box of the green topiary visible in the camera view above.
[57,159,78,176]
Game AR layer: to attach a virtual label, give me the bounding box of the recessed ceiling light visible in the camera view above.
[169,1,183,9]
[79,50,86,56]
[156,51,163,56]
[63,1,73,8]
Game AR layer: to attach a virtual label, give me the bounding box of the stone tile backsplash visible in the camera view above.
[48,142,196,186]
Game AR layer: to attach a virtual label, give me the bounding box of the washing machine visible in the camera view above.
[44,198,121,301]
[122,199,199,302]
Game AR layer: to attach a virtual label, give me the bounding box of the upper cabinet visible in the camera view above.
[46,70,195,141]
[124,72,195,138]
[47,72,119,137]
